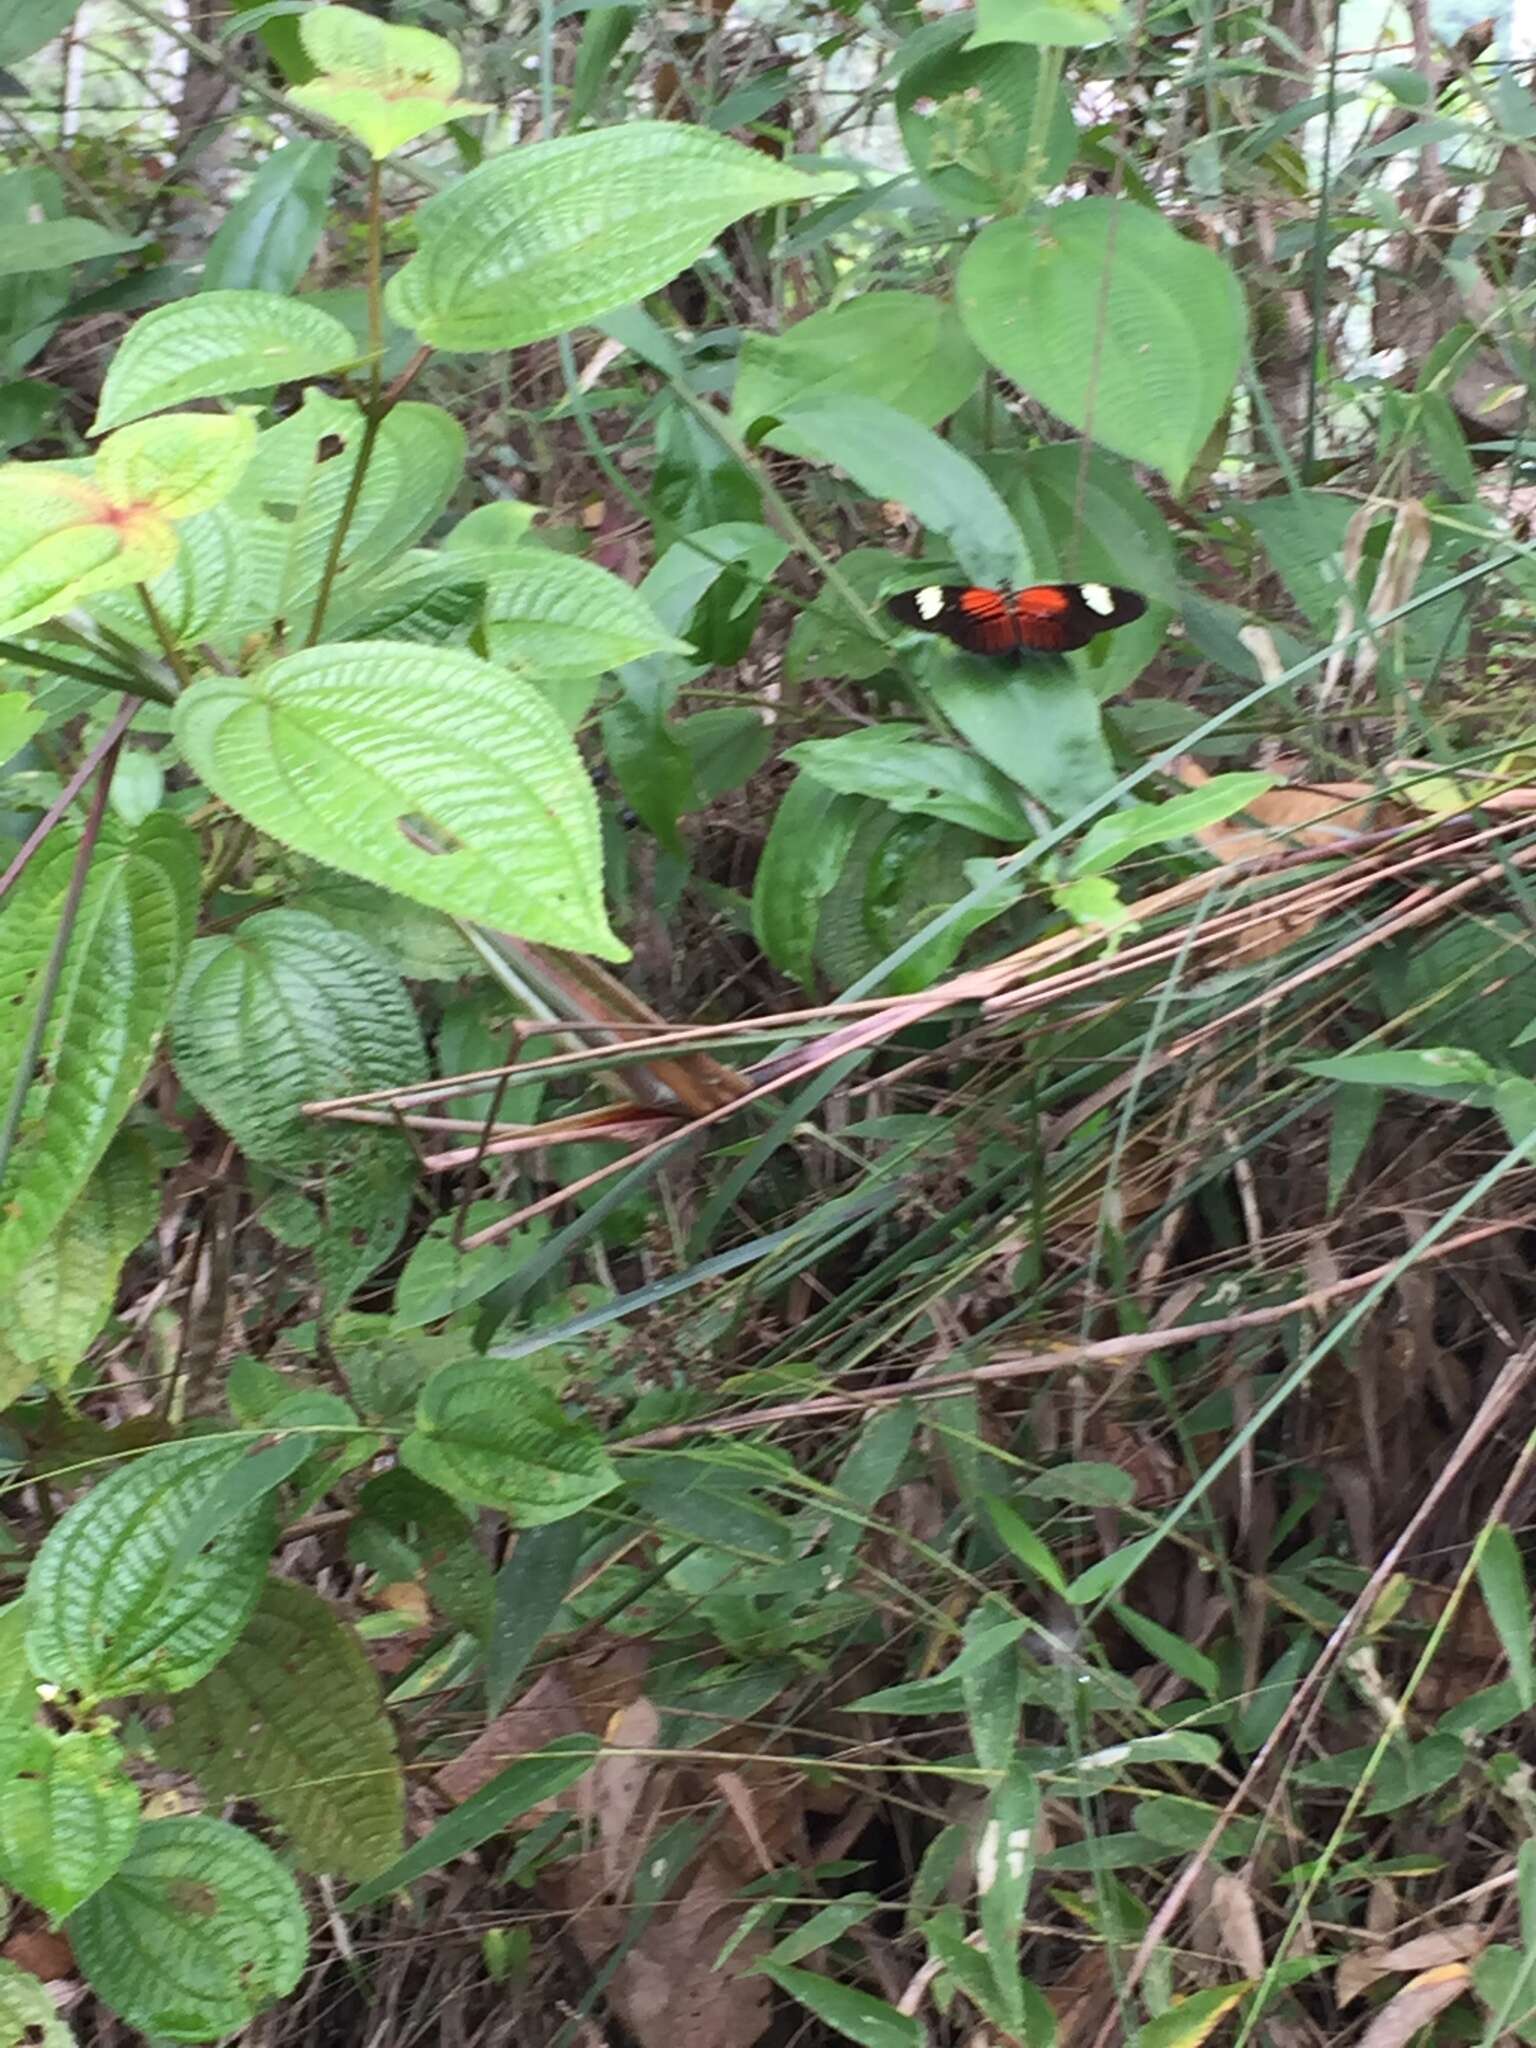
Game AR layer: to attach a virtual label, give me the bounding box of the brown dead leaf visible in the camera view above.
[434,1668,586,1807]
[1337,1927,1487,2008]
[590,1697,662,1894]
[375,1581,431,1627]
[1356,1963,1473,2048]
[1212,1871,1266,1978]
[2,1927,74,1980]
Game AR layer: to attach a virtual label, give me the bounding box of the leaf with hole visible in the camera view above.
[160,1578,403,1880]
[0,1726,139,1923]
[92,290,355,433]
[69,1814,306,2043]
[174,644,623,959]
[26,1439,276,1700]
[386,122,850,352]
[0,816,197,1300]
[0,1958,74,2045]
[958,199,1246,489]
[401,1358,618,1525]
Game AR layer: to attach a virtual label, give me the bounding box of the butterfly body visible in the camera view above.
[887,581,1147,656]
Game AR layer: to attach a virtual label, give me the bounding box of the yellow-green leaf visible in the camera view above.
[96,412,257,523]
[0,467,176,634]
[289,4,490,158]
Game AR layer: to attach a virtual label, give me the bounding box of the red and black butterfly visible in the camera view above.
[887,581,1147,657]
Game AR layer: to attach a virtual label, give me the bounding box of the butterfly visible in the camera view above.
[887,581,1148,657]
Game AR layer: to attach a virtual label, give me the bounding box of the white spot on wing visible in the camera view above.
[1080,582,1115,616]
[915,585,946,621]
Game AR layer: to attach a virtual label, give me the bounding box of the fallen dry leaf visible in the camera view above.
[1212,1871,1266,1978]
[1356,1963,1473,2048]
[1336,1926,1488,2008]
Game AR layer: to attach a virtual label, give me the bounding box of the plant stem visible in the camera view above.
[0,697,141,908]
[366,157,384,411]
[0,636,172,706]
[0,715,130,1194]
[135,586,193,693]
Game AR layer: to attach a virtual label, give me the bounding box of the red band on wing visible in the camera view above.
[1012,586,1074,619]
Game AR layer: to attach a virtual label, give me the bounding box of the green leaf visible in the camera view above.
[1070,774,1276,877]
[761,1966,920,2048]
[1111,1604,1220,1698]
[160,1578,403,1880]
[0,1727,138,1923]
[0,1958,75,2045]
[0,467,178,634]
[290,5,490,159]
[732,293,981,433]
[1298,1048,1503,1099]
[0,691,41,760]
[386,122,849,353]
[967,0,1131,47]
[0,816,197,1299]
[961,1607,1023,1777]
[174,643,624,960]
[95,412,257,521]
[1476,1524,1536,1711]
[767,395,1029,592]
[984,1496,1068,1595]
[400,1359,619,1525]
[788,728,1034,841]
[92,291,355,433]
[751,774,867,987]
[203,143,340,295]
[926,659,1115,818]
[172,909,425,1172]
[26,1440,276,1700]
[0,1133,159,1401]
[226,394,465,625]
[0,0,84,65]
[488,1515,589,1713]
[344,1733,598,1908]
[68,1814,306,2044]
[897,28,1076,213]
[1135,1983,1255,2048]
[978,1762,1043,2038]
[0,218,144,280]
[959,199,1246,490]
[482,550,690,690]
[390,1210,546,1333]
[1064,1532,1162,1605]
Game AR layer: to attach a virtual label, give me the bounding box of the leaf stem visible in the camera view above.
[0,712,131,1194]
[366,157,384,411]
[135,585,193,693]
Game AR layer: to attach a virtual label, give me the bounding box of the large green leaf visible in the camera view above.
[203,142,340,295]
[400,1359,619,1525]
[174,643,624,959]
[967,0,1131,48]
[787,727,1035,841]
[751,774,868,988]
[0,1960,75,2046]
[732,294,981,433]
[68,1815,306,2044]
[0,816,198,1299]
[761,1966,920,2048]
[767,395,1029,592]
[85,502,268,654]
[958,199,1246,489]
[386,121,849,352]
[171,910,425,1172]
[481,550,690,692]
[92,291,356,434]
[0,1727,139,1923]
[926,657,1116,817]
[26,1440,276,1701]
[0,218,144,280]
[0,1133,159,1402]
[289,5,489,159]
[160,1578,404,1880]
[0,467,178,634]
[0,0,82,65]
